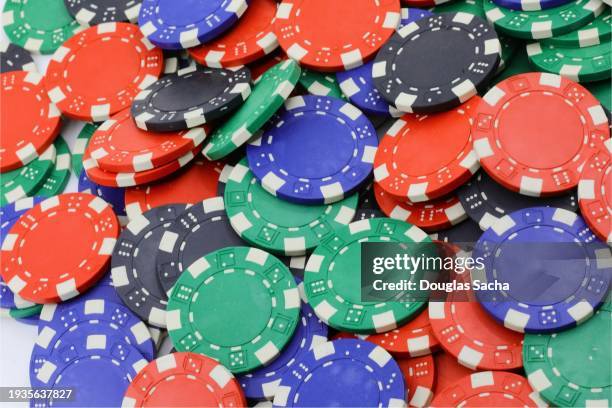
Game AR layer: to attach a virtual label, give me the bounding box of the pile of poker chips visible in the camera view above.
[0,0,610,407]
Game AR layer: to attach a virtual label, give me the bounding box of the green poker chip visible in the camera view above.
[543,10,611,47]
[34,136,71,197]
[166,246,300,374]
[483,0,605,40]
[526,41,611,82]
[203,60,301,161]
[2,0,82,55]
[0,143,56,206]
[7,303,43,319]
[523,302,611,407]
[303,218,436,334]
[586,79,611,111]
[494,45,532,82]
[71,122,98,176]
[299,69,347,100]
[224,159,358,256]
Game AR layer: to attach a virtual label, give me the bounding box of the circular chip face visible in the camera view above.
[224,159,358,255]
[30,330,148,407]
[86,109,208,173]
[373,13,500,114]
[122,352,246,407]
[543,10,611,47]
[0,71,61,172]
[0,42,36,73]
[458,171,578,231]
[272,339,406,407]
[78,169,127,218]
[0,192,120,303]
[304,217,434,333]
[373,99,480,202]
[374,184,467,232]
[64,0,141,26]
[472,73,610,196]
[1,144,56,206]
[44,22,164,122]
[523,302,611,407]
[492,0,576,11]
[131,66,251,132]
[124,159,222,219]
[247,95,379,205]
[483,0,605,40]
[526,41,612,83]
[273,0,400,71]
[397,355,435,408]
[473,207,611,333]
[111,204,187,328]
[203,59,301,161]
[189,0,279,68]
[2,0,81,54]
[35,137,71,198]
[137,0,248,49]
[430,371,546,407]
[578,139,611,244]
[167,246,301,374]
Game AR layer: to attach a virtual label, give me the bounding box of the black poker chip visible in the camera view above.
[131,65,252,132]
[63,0,142,26]
[373,12,501,114]
[0,42,35,73]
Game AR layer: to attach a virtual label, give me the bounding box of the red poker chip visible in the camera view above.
[397,355,435,408]
[430,371,545,407]
[248,50,287,81]
[374,183,467,232]
[473,73,610,197]
[124,159,224,218]
[0,71,61,172]
[86,109,209,173]
[273,0,400,71]
[122,352,246,407]
[83,144,202,188]
[0,192,119,303]
[190,0,279,68]
[401,0,437,6]
[374,97,481,203]
[578,139,611,245]
[432,351,474,395]
[45,23,163,122]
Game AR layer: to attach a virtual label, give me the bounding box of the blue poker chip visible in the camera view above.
[336,8,432,116]
[78,169,127,217]
[491,0,574,11]
[30,330,147,408]
[247,95,379,205]
[272,338,406,407]
[473,207,611,333]
[138,0,249,49]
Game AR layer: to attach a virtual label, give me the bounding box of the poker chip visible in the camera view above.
[247,95,378,205]
[586,78,612,111]
[86,109,208,173]
[0,193,120,303]
[542,10,611,47]
[1,143,56,206]
[304,217,434,333]
[111,205,187,328]
[203,59,301,161]
[298,69,346,99]
[526,41,612,82]
[523,302,611,407]
[64,0,142,26]
[373,99,480,202]
[483,0,605,40]
[578,138,611,244]
[397,355,435,408]
[122,352,246,407]
[155,196,245,293]
[372,13,501,114]
[272,339,406,407]
[137,0,248,49]
[0,70,61,172]
[247,49,286,81]
[71,123,98,176]
[429,219,483,247]
[5,303,42,319]
[492,0,576,11]
[273,0,400,71]
[45,22,164,122]
[34,137,71,198]
[374,184,467,232]
[162,49,193,75]
[2,0,81,54]
[131,65,251,132]
[430,371,546,407]
[473,207,612,333]
[189,0,279,68]
[432,349,475,394]
[473,73,610,196]
[124,159,223,219]
[224,159,358,255]
[0,42,35,73]
[353,208,385,221]
[166,246,301,373]
[78,169,128,218]
[458,171,578,231]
